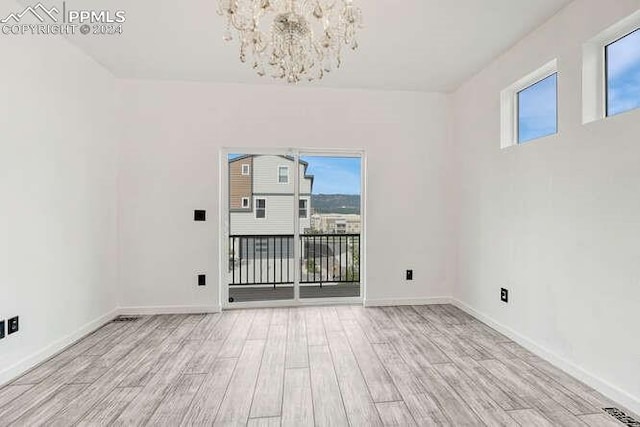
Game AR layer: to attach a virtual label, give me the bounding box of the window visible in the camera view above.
[240,237,294,259]
[299,199,308,218]
[606,28,640,117]
[278,166,289,184]
[582,10,640,123]
[255,238,268,253]
[517,73,558,143]
[501,59,558,148]
[241,164,250,175]
[241,197,250,208]
[255,198,266,219]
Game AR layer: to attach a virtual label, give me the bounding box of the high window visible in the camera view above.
[241,197,250,208]
[583,11,640,123]
[517,73,558,143]
[241,164,250,175]
[606,28,640,117]
[501,59,558,148]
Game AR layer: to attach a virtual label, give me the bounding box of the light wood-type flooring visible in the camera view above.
[0,305,636,426]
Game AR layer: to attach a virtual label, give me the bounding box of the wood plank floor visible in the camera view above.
[0,305,636,426]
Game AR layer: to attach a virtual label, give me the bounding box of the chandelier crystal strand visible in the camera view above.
[218,0,362,83]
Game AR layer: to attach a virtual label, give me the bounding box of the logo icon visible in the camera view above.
[1,3,59,23]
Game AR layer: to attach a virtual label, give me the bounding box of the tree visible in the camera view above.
[306,258,319,273]
[346,242,360,282]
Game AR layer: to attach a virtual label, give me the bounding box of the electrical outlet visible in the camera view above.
[198,274,206,286]
[0,320,5,340]
[406,269,413,281]
[8,316,19,334]
[194,210,206,221]
[501,288,509,303]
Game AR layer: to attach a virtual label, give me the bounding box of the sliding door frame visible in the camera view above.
[219,147,366,310]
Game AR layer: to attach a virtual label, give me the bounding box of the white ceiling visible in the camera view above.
[38,0,572,92]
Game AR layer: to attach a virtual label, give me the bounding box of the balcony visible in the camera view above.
[229,234,361,303]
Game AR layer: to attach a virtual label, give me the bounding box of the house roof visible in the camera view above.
[229,154,307,166]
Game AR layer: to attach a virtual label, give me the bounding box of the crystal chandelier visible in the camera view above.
[217,0,362,83]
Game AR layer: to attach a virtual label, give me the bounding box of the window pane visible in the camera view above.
[256,239,268,252]
[607,29,640,117]
[517,73,558,143]
[299,200,307,218]
[256,199,266,218]
[278,166,288,183]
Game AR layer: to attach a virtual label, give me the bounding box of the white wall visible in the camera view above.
[118,81,455,310]
[453,0,640,412]
[0,8,119,384]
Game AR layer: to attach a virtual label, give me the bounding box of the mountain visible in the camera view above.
[311,194,361,215]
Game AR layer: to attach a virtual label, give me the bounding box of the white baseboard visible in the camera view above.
[0,308,119,387]
[451,298,640,416]
[364,296,452,307]
[117,304,222,315]
[0,304,220,387]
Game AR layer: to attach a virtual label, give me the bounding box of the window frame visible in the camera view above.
[255,198,266,219]
[299,199,308,218]
[241,197,250,209]
[255,238,268,253]
[500,59,558,149]
[241,164,250,175]
[604,27,640,117]
[277,165,289,184]
[582,10,640,124]
[516,72,559,144]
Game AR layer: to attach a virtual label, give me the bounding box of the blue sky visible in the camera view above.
[518,73,558,143]
[302,156,361,195]
[607,28,640,116]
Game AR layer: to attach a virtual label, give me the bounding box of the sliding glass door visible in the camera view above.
[227,152,296,304]
[224,150,363,307]
[299,154,362,300]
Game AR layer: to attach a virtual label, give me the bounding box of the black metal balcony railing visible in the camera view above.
[229,234,361,286]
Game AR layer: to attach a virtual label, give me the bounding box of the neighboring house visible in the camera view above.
[229,155,314,236]
[311,213,361,234]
